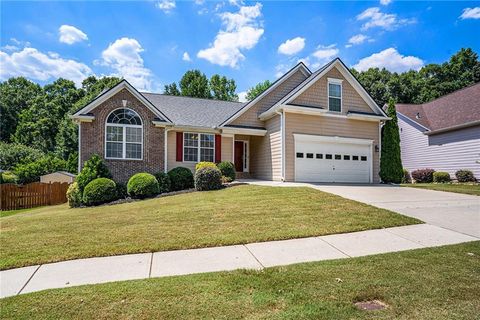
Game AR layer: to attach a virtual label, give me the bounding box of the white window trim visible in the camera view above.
[182,132,216,163]
[104,109,143,161]
[327,78,343,113]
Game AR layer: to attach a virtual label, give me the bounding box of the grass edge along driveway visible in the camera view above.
[402,183,480,196]
[1,242,479,319]
[0,185,420,270]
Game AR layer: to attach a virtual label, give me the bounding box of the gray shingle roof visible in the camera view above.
[141,93,246,128]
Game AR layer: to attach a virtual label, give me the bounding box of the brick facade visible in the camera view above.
[80,89,165,183]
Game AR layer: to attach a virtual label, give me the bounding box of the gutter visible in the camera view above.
[276,110,285,181]
[423,120,480,135]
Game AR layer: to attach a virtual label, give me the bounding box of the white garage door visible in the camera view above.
[294,134,373,183]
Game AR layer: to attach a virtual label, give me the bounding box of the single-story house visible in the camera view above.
[40,171,76,184]
[396,82,480,178]
[71,58,389,184]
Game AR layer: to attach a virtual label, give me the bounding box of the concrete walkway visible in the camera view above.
[1,224,477,299]
[245,180,480,238]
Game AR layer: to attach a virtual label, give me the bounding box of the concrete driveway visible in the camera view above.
[244,180,480,238]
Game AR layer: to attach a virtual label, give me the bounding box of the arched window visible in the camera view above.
[105,108,143,160]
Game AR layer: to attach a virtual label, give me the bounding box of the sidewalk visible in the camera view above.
[1,224,477,299]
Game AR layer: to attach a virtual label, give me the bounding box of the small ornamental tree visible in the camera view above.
[380,98,404,184]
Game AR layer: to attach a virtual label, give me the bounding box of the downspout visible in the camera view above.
[378,121,384,183]
[276,110,285,181]
[77,122,81,173]
[164,127,171,173]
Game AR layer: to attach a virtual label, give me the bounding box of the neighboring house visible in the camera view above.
[396,82,480,178]
[71,58,389,184]
[40,171,75,184]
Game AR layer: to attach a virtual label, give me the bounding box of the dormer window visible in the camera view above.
[328,78,342,112]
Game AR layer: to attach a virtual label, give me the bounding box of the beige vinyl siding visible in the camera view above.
[292,66,373,115]
[284,113,380,182]
[250,115,282,180]
[221,135,233,163]
[231,69,308,127]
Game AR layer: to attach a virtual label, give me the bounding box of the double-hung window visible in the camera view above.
[328,79,342,112]
[105,108,143,160]
[183,133,215,162]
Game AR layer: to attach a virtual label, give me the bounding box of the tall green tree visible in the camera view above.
[245,80,271,101]
[380,98,403,184]
[163,82,180,96]
[179,70,211,99]
[0,77,42,142]
[209,74,238,101]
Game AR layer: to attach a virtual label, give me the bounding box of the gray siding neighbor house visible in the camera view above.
[396,82,480,178]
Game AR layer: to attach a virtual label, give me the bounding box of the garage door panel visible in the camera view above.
[295,137,371,183]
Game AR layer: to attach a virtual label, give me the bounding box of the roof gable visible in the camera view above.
[72,80,172,123]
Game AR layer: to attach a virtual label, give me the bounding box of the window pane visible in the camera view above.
[200,134,214,148]
[184,133,198,147]
[353,156,359,161]
[326,154,332,159]
[200,148,214,162]
[335,154,341,160]
[106,142,122,158]
[361,156,367,161]
[344,155,350,160]
[316,153,323,159]
[126,143,142,159]
[184,147,198,162]
[106,126,123,142]
[329,83,341,98]
[306,153,314,159]
[126,127,142,143]
[329,97,341,112]
[296,152,304,158]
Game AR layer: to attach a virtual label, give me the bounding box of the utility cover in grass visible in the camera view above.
[354,300,387,311]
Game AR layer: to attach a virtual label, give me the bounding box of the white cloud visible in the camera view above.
[380,0,392,5]
[58,25,88,45]
[299,44,339,70]
[194,0,205,4]
[238,91,247,102]
[357,7,415,31]
[460,7,480,19]
[198,8,208,15]
[345,34,372,48]
[0,47,92,86]
[156,0,176,13]
[182,51,192,62]
[278,37,305,55]
[98,37,153,90]
[197,3,264,68]
[353,48,424,72]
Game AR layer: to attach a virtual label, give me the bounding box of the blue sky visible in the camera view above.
[1,1,479,100]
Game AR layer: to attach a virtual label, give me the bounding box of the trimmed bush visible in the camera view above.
[195,162,217,171]
[115,182,128,199]
[411,168,435,183]
[82,178,117,206]
[154,172,171,193]
[76,154,112,192]
[195,167,222,191]
[455,170,476,182]
[66,182,82,208]
[14,155,67,184]
[433,171,451,183]
[168,167,194,191]
[217,161,236,182]
[401,169,411,184]
[127,173,160,198]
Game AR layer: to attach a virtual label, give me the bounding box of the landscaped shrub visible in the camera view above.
[115,182,128,199]
[14,155,67,184]
[76,154,112,192]
[401,169,411,184]
[127,173,160,198]
[194,167,223,191]
[433,172,451,183]
[195,161,217,171]
[455,169,476,182]
[154,172,171,193]
[0,142,44,170]
[82,178,117,206]
[217,161,236,182]
[66,182,82,208]
[168,167,194,191]
[411,168,435,183]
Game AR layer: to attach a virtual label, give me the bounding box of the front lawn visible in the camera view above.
[1,242,478,319]
[0,185,420,270]
[402,183,480,196]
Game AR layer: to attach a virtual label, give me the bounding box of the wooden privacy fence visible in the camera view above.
[0,182,70,211]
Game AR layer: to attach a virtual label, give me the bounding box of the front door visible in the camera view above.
[234,141,244,172]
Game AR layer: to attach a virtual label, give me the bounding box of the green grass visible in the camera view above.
[1,242,479,319]
[0,185,420,270]
[402,183,480,196]
[0,206,45,218]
